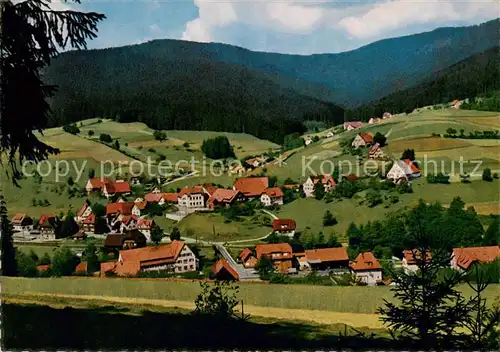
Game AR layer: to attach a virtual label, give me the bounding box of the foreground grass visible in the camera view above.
[2,277,498,315]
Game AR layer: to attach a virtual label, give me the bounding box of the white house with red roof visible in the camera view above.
[387,159,421,184]
[343,121,363,131]
[137,218,155,241]
[207,189,240,209]
[450,246,500,272]
[303,174,336,197]
[350,252,382,286]
[383,112,392,119]
[260,187,284,207]
[75,200,93,223]
[11,213,34,232]
[368,118,380,124]
[177,186,206,210]
[272,218,296,238]
[352,133,374,148]
[85,177,131,199]
[368,143,388,160]
[233,176,269,199]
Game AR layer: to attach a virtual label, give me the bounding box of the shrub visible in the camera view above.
[194,281,240,319]
[482,168,493,182]
[201,136,235,159]
[99,133,112,143]
[183,142,190,148]
[366,190,383,207]
[153,130,167,141]
[87,130,94,137]
[63,124,80,135]
[322,210,337,226]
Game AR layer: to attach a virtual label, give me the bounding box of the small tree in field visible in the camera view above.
[194,280,241,319]
[169,227,181,241]
[255,256,274,280]
[314,182,325,200]
[482,168,493,182]
[150,226,164,245]
[322,210,337,226]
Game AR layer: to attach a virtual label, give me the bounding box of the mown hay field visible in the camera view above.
[2,277,498,315]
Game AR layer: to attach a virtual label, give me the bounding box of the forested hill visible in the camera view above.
[44,44,344,144]
[345,46,500,121]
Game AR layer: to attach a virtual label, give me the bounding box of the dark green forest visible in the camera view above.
[345,46,500,121]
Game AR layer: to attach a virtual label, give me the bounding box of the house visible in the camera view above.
[37,264,52,272]
[450,246,500,271]
[304,247,349,273]
[255,243,294,273]
[75,261,88,274]
[38,215,58,240]
[200,183,218,198]
[137,218,155,241]
[85,177,111,193]
[283,184,301,191]
[343,174,358,182]
[450,99,464,109]
[75,200,93,223]
[368,143,388,160]
[159,192,180,205]
[350,252,382,286]
[132,201,147,217]
[207,189,240,209]
[305,137,313,146]
[352,133,373,148]
[102,240,198,277]
[260,187,284,207]
[102,180,131,199]
[104,229,147,252]
[239,248,258,268]
[326,131,334,138]
[106,202,135,217]
[387,159,421,184]
[178,186,206,209]
[145,192,164,203]
[302,174,336,197]
[80,213,96,233]
[383,112,392,119]
[11,213,34,232]
[114,215,139,233]
[233,176,269,199]
[368,117,381,124]
[402,249,431,274]
[212,259,239,281]
[245,157,266,169]
[272,218,296,238]
[344,121,363,131]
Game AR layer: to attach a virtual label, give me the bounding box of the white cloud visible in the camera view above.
[149,24,161,35]
[265,2,323,32]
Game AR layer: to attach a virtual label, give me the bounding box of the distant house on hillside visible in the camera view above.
[383,112,392,119]
[303,174,336,197]
[386,159,420,184]
[368,143,388,160]
[350,252,382,286]
[450,246,500,271]
[245,157,266,169]
[402,249,431,274]
[305,137,313,146]
[326,131,334,138]
[11,213,34,232]
[260,187,284,207]
[272,218,296,238]
[343,121,363,131]
[368,118,380,124]
[352,133,374,148]
[106,202,135,217]
[75,200,93,223]
[450,99,464,109]
[38,214,59,240]
[85,177,131,199]
[207,189,240,209]
[233,176,269,200]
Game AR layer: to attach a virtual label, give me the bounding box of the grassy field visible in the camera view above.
[2,277,498,315]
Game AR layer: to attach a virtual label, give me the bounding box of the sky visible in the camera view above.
[50,0,498,54]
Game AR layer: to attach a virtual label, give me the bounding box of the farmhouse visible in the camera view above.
[75,201,93,223]
[104,230,147,252]
[450,246,500,271]
[450,99,464,109]
[137,218,155,241]
[260,187,284,207]
[255,243,294,273]
[85,177,111,193]
[245,157,266,169]
[132,201,147,217]
[272,218,296,238]
[101,240,198,277]
[178,186,206,209]
[368,118,380,124]
[160,193,180,205]
[113,215,139,233]
[233,176,269,199]
[304,247,349,273]
[303,174,336,197]
[145,192,163,203]
[85,177,131,198]
[239,248,258,268]
[402,249,431,274]
[207,189,240,209]
[212,259,239,281]
[11,213,34,232]
[350,252,382,286]
[80,213,96,233]
[344,121,363,131]
[106,201,135,217]
[327,131,334,138]
[38,214,58,240]
[368,143,388,160]
[352,133,374,148]
[305,137,313,146]
[387,159,420,184]
[383,112,392,119]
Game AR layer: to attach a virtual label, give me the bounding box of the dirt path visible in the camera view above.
[13,292,384,329]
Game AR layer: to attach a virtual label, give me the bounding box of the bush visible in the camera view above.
[88,130,94,137]
[427,173,450,184]
[183,142,190,148]
[366,190,383,207]
[201,136,235,159]
[148,148,156,153]
[322,210,337,226]
[63,124,80,135]
[99,133,112,143]
[482,168,493,182]
[153,130,167,141]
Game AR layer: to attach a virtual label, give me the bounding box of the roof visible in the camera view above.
[119,240,185,271]
[106,202,135,215]
[105,230,147,248]
[178,186,204,197]
[283,184,301,189]
[137,218,153,229]
[87,177,111,189]
[134,201,147,210]
[244,257,258,268]
[239,248,253,262]
[212,259,239,280]
[144,193,164,203]
[75,261,88,273]
[272,219,296,232]
[350,252,382,271]
[105,234,126,247]
[451,99,460,105]
[358,133,373,143]
[344,174,358,182]
[452,246,500,270]
[121,215,139,225]
[209,189,240,204]
[344,121,363,128]
[201,184,217,196]
[162,192,179,203]
[403,249,432,265]
[105,181,131,194]
[369,143,381,154]
[403,159,420,173]
[39,214,57,227]
[255,243,293,259]
[233,177,269,197]
[81,213,95,224]
[76,201,91,218]
[263,187,283,198]
[100,261,118,277]
[310,174,336,186]
[305,247,349,263]
[37,264,52,271]
[11,213,27,224]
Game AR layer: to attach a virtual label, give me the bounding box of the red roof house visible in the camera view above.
[344,121,363,130]
[255,243,294,273]
[305,247,349,270]
[212,259,239,281]
[272,219,296,237]
[207,189,240,209]
[350,252,383,286]
[233,177,269,198]
[106,202,135,216]
[451,246,500,271]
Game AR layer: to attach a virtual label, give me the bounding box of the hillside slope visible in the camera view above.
[346,46,500,120]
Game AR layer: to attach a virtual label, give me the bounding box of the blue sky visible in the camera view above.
[62,1,499,54]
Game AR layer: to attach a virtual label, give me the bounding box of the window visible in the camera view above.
[184,266,187,270]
